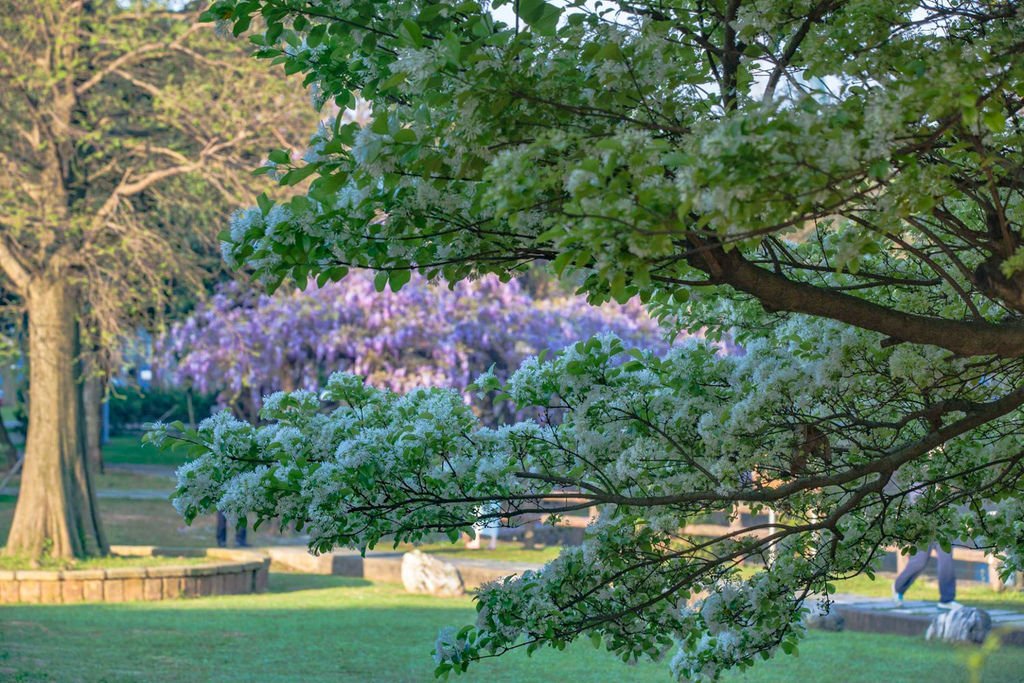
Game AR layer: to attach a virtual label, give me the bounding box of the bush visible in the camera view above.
[107,386,216,434]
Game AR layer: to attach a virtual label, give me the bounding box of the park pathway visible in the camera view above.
[0,463,175,500]
[0,486,171,500]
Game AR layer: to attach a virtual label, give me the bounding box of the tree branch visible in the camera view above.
[685,243,1024,358]
[0,235,33,291]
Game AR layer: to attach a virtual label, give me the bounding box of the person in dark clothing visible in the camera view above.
[216,511,248,548]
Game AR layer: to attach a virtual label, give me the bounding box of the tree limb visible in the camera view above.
[0,235,33,291]
[685,243,1024,358]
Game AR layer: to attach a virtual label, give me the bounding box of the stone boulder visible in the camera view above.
[401,550,465,597]
[804,603,845,632]
[925,606,992,644]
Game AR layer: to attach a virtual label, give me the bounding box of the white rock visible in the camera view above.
[925,606,992,644]
[401,550,465,597]
[804,603,845,632]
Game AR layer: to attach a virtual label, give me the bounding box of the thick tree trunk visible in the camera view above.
[82,365,104,474]
[3,278,107,559]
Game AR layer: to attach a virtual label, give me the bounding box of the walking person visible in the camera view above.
[216,511,248,548]
[893,541,960,609]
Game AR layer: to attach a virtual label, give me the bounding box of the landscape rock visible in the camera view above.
[401,550,465,597]
[925,606,992,644]
[804,603,845,632]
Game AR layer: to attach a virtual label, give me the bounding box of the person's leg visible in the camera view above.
[934,543,957,603]
[894,545,933,597]
[235,517,248,547]
[215,511,227,548]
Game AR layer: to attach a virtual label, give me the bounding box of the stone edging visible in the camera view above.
[0,545,269,604]
[267,547,537,590]
[832,604,1024,647]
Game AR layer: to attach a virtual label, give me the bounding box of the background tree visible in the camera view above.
[0,0,311,559]
[158,272,672,422]
[159,1,1024,680]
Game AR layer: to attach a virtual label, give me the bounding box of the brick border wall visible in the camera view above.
[0,546,270,604]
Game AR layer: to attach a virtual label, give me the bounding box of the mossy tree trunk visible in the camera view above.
[3,277,107,559]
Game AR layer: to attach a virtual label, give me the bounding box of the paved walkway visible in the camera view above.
[0,464,174,500]
[829,593,1024,644]
[0,487,171,500]
[105,463,176,477]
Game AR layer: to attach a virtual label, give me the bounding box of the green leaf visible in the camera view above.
[257,193,274,215]
[266,21,283,44]
[399,19,425,48]
[268,149,290,165]
[983,108,1006,133]
[594,42,625,62]
[517,0,561,36]
[388,268,412,291]
[371,114,390,135]
[379,71,408,90]
[868,158,888,179]
[307,23,327,48]
[232,14,251,36]
[281,163,320,186]
[373,270,389,292]
[310,171,349,202]
[393,128,417,144]
[609,271,629,304]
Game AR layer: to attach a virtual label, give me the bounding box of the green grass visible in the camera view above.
[0,574,1021,682]
[2,438,1024,681]
[0,553,208,571]
[102,434,191,468]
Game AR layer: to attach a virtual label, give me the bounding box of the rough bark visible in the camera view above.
[3,278,107,559]
[82,364,104,474]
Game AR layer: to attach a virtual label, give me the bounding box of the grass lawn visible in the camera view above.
[1,436,1023,681]
[0,574,1021,683]
[103,434,191,468]
[0,553,209,571]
